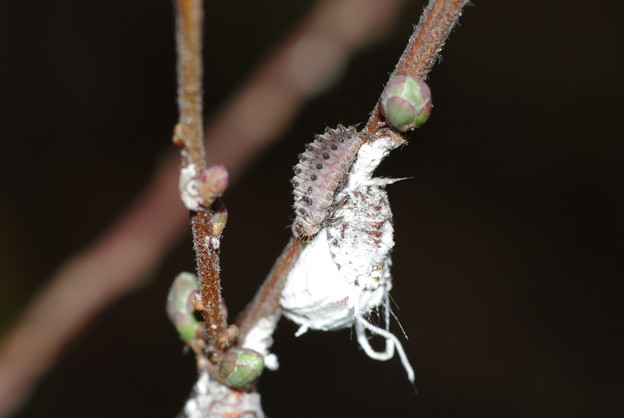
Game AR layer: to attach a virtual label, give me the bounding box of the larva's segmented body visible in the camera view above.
[291,125,362,237]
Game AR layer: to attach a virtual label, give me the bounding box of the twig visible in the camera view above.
[173,0,229,352]
[174,0,205,170]
[190,211,229,352]
[237,0,468,351]
[237,238,303,341]
[364,0,468,137]
[394,0,467,80]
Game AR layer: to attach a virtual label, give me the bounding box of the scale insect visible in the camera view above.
[282,130,415,383]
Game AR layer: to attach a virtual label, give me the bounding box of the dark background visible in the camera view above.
[1,0,623,417]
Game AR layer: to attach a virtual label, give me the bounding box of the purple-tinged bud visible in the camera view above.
[198,164,229,207]
[380,75,431,132]
[211,206,228,237]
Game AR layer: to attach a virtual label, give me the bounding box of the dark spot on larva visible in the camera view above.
[291,180,299,187]
[291,125,361,237]
[332,239,339,246]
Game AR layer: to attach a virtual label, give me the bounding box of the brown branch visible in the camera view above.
[237,0,468,346]
[364,0,468,137]
[202,0,408,175]
[237,238,303,340]
[394,0,467,80]
[173,0,228,351]
[190,210,228,351]
[174,0,205,170]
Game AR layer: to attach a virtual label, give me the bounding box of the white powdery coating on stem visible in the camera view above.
[346,135,397,189]
[180,163,202,211]
[184,371,265,418]
[240,315,280,371]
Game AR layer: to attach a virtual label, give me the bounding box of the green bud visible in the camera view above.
[380,75,431,132]
[217,348,264,391]
[211,206,228,237]
[166,272,202,341]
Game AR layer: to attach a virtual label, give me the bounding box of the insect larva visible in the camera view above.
[291,125,362,237]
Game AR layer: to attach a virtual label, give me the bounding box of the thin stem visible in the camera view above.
[174,0,205,170]
[173,0,228,350]
[191,211,228,349]
[237,238,303,341]
[364,0,468,137]
[394,0,467,80]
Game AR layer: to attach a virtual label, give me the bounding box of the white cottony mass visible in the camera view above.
[281,133,414,383]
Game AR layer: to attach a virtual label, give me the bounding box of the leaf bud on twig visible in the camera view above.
[211,206,228,237]
[199,164,229,207]
[166,272,202,342]
[217,348,264,391]
[380,75,431,132]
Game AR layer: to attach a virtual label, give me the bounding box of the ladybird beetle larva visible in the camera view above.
[291,125,362,237]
